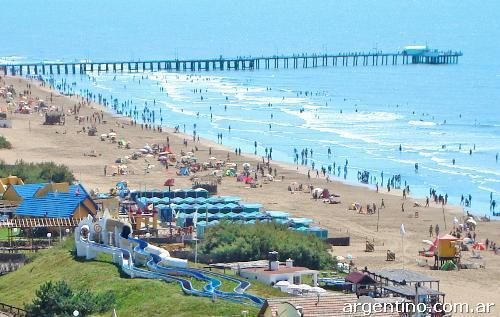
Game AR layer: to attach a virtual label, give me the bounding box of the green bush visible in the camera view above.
[0,135,11,149]
[25,280,115,317]
[201,222,334,270]
[0,160,74,183]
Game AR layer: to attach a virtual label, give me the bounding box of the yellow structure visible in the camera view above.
[34,183,70,197]
[437,234,459,257]
[0,176,24,194]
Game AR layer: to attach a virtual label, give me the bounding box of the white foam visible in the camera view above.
[408,120,436,126]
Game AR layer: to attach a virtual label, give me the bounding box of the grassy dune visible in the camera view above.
[0,239,280,316]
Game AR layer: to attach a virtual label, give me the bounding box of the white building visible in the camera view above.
[239,257,318,287]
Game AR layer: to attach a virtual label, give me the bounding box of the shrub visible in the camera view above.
[0,135,11,149]
[0,160,74,183]
[25,280,115,317]
[201,222,334,270]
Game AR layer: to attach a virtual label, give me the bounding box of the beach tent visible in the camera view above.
[173,189,188,198]
[224,202,239,209]
[178,167,190,176]
[265,210,291,219]
[192,188,209,198]
[289,217,314,228]
[222,196,241,203]
[194,197,207,204]
[242,203,262,213]
[171,197,184,204]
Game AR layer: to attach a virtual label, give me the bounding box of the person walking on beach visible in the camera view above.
[380,198,385,209]
[401,203,405,212]
[435,224,440,237]
[426,196,430,207]
[429,225,433,237]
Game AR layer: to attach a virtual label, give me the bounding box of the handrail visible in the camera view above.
[0,302,27,317]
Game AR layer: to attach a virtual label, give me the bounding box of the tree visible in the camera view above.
[0,160,74,183]
[201,223,334,269]
[0,136,11,149]
[25,281,115,317]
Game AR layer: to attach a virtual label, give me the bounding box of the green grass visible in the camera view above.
[0,239,282,316]
[0,228,21,240]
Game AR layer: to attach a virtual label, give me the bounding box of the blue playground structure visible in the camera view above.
[75,215,264,306]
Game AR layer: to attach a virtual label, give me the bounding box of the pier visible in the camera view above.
[1,48,462,76]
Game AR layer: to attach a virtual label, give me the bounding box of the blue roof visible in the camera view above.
[14,184,96,218]
[11,183,46,198]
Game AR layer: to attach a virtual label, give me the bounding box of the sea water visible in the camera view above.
[1,0,499,217]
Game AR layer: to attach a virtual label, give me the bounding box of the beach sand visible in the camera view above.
[1,75,499,314]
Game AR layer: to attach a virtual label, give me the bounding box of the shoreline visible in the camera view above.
[1,75,500,311]
[47,70,497,219]
[41,74,476,220]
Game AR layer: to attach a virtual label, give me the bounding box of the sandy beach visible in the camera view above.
[1,75,499,313]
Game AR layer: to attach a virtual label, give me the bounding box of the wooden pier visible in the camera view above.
[0,50,463,76]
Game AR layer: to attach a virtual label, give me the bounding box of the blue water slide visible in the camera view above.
[128,237,265,306]
[83,239,211,298]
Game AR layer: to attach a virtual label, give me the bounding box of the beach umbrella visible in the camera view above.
[422,239,434,246]
[472,243,485,251]
[209,157,217,161]
[467,218,477,225]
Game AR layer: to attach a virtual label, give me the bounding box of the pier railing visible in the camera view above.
[0,50,463,76]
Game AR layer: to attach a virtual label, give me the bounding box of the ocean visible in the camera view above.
[1,0,499,216]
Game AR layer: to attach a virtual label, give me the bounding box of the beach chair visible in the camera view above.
[365,241,374,252]
[386,250,395,261]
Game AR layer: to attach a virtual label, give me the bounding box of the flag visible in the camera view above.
[193,211,198,228]
[400,224,406,236]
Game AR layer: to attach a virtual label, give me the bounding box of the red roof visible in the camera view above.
[345,271,376,284]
